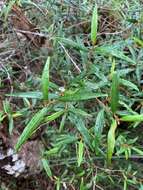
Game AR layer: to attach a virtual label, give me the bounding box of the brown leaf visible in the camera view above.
[11,5,47,48]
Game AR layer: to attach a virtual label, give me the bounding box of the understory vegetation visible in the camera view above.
[0,0,143,189]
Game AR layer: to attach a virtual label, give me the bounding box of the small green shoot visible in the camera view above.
[77,140,84,167]
[107,119,117,166]
[111,72,119,114]
[41,158,52,179]
[42,57,50,102]
[91,4,98,45]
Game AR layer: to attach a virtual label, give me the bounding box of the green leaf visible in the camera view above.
[111,72,119,113]
[70,115,92,149]
[6,91,58,100]
[3,100,14,135]
[59,113,67,132]
[41,158,52,179]
[95,46,136,64]
[15,107,48,151]
[107,119,117,166]
[59,89,107,102]
[55,134,77,147]
[120,79,139,92]
[91,4,98,45]
[57,38,88,52]
[44,110,64,123]
[80,178,87,190]
[132,147,143,155]
[44,147,59,156]
[120,114,143,122]
[94,110,104,152]
[3,0,16,21]
[133,37,143,47]
[77,140,84,167]
[69,108,92,118]
[42,57,50,101]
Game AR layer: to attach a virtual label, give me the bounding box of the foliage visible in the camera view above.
[0,0,143,189]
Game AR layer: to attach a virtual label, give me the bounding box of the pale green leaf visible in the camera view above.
[95,46,136,64]
[6,91,58,100]
[91,4,98,45]
[44,110,64,123]
[44,147,59,156]
[42,57,50,101]
[107,119,117,166]
[120,79,139,92]
[132,147,143,155]
[94,110,104,152]
[42,158,52,178]
[120,114,143,122]
[77,140,84,167]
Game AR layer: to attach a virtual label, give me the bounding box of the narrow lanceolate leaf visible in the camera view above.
[77,140,84,167]
[6,91,58,100]
[59,89,107,102]
[107,119,117,166]
[42,57,50,101]
[131,147,143,155]
[94,110,104,152]
[120,79,139,92]
[57,38,88,52]
[70,115,92,149]
[95,46,136,64]
[111,72,119,113]
[41,158,52,179]
[91,4,98,45]
[44,110,64,123]
[44,147,59,156]
[15,107,48,151]
[133,37,143,47]
[120,114,143,122]
[3,100,14,135]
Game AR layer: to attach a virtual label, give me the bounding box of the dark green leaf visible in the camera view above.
[111,72,119,113]
[15,107,48,151]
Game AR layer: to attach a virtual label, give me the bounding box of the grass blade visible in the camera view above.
[59,89,107,102]
[57,38,88,52]
[120,114,143,122]
[3,100,14,135]
[131,147,143,155]
[111,72,119,113]
[77,140,84,167]
[91,4,98,45]
[44,147,59,156]
[95,46,136,64]
[15,107,48,151]
[94,110,104,153]
[41,158,52,179]
[42,57,50,101]
[133,37,143,47]
[44,110,64,123]
[107,119,117,166]
[120,79,139,92]
[70,115,92,149]
[6,91,58,100]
